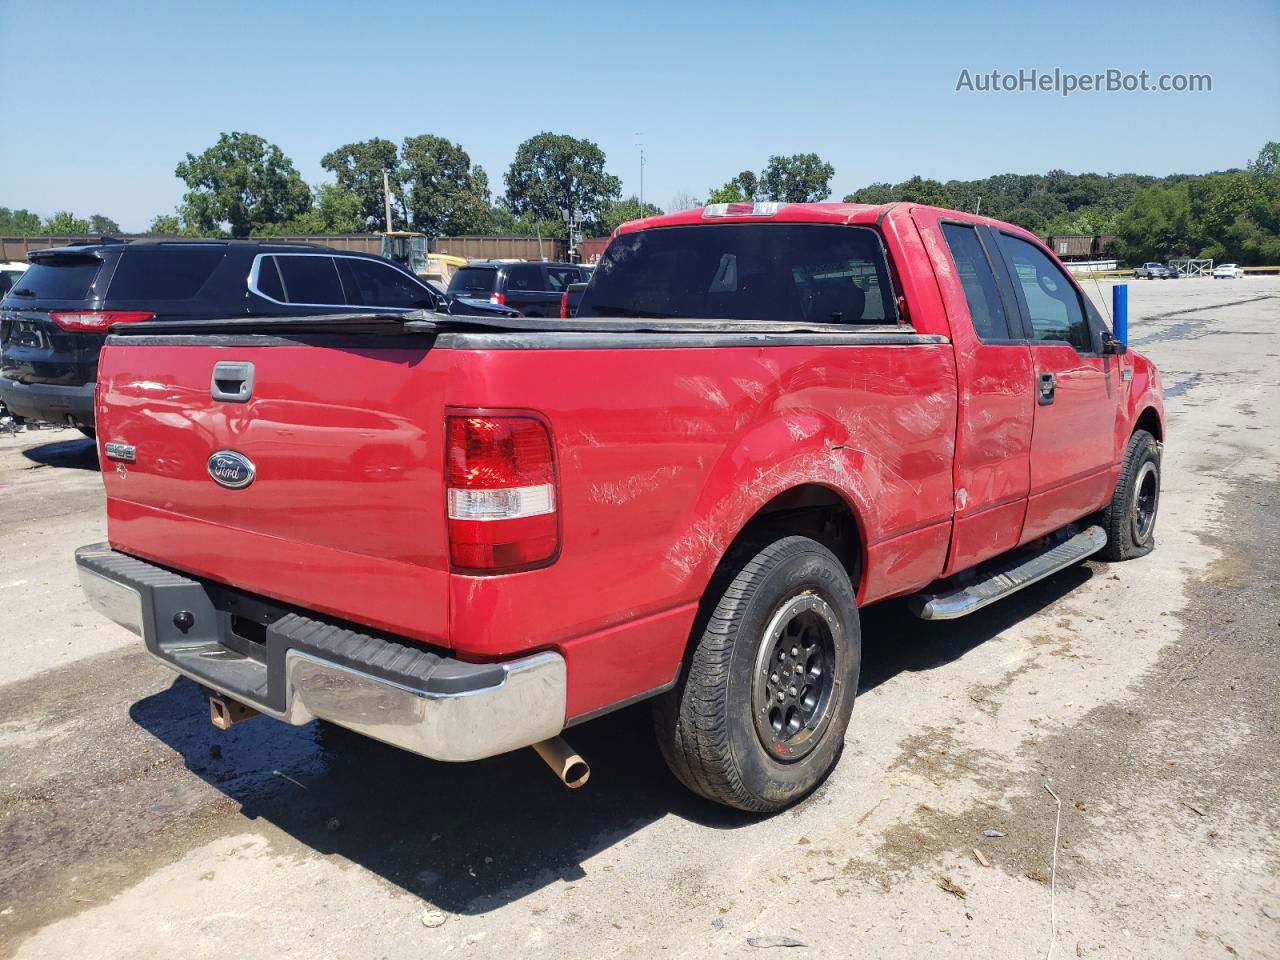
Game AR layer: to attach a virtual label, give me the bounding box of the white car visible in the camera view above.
[0,260,27,299]
[1213,263,1245,279]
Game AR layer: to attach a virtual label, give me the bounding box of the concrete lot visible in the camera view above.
[1,279,1277,959]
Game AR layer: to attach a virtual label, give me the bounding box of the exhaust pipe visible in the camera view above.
[207,693,258,730]
[532,737,590,788]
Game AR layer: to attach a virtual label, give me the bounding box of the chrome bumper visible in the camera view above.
[76,544,566,762]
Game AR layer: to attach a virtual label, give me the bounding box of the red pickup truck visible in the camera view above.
[76,202,1163,812]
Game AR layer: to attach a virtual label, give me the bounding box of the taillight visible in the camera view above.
[50,310,155,332]
[446,414,558,572]
[489,292,506,306]
[560,289,570,318]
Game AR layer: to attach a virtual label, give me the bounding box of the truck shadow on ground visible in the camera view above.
[20,435,98,471]
[128,564,1092,916]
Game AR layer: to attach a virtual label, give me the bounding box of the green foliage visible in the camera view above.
[147,214,184,235]
[841,142,1280,264]
[1114,185,1193,262]
[601,196,663,232]
[255,184,368,236]
[175,132,312,237]
[41,211,91,234]
[842,182,895,204]
[88,214,121,235]
[320,138,402,231]
[400,135,494,236]
[0,207,43,234]
[706,171,759,204]
[504,132,622,237]
[759,154,834,203]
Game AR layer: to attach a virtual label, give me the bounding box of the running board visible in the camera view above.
[908,525,1107,620]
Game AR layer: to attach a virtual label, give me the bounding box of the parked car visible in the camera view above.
[1133,262,1178,279]
[560,280,589,318]
[1212,263,1245,279]
[0,240,517,433]
[76,201,1163,813]
[448,260,592,316]
[0,260,27,299]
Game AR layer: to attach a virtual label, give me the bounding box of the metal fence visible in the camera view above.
[1,234,578,263]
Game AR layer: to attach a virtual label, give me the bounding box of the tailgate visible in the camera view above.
[96,335,452,645]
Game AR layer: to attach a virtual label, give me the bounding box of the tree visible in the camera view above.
[400,135,494,236]
[1114,185,1193,263]
[504,132,621,237]
[601,196,663,232]
[706,169,761,204]
[320,138,402,230]
[175,132,312,237]
[89,214,121,235]
[0,207,43,234]
[41,211,91,234]
[759,154,834,203]
[147,213,183,235]
[842,183,895,204]
[894,175,953,207]
[255,184,368,236]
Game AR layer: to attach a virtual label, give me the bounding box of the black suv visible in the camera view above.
[447,260,590,316]
[0,239,514,432]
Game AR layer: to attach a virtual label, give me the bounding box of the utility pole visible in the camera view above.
[635,134,646,213]
[383,169,394,231]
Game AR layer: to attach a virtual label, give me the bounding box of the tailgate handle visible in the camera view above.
[211,361,254,403]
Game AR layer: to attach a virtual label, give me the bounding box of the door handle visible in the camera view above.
[211,361,254,403]
[1037,372,1056,405]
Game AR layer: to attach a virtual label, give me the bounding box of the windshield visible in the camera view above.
[577,224,898,324]
[448,267,498,297]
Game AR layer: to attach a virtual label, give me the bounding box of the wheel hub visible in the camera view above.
[752,592,841,762]
[1133,460,1159,542]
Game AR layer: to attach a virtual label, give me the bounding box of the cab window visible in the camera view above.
[997,234,1091,351]
[941,223,1011,340]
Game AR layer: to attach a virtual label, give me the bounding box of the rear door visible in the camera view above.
[991,231,1119,542]
[925,217,1035,574]
[503,264,556,316]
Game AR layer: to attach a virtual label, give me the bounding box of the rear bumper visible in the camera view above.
[0,377,95,425]
[75,543,566,761]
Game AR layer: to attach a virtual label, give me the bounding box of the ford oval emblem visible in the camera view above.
[207,450,256,489]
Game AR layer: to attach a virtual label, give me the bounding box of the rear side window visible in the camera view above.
[275,255,344,305]
[997,234,1091,351]
[941,224,1011,341]
[578,223,897,324]
[5,256,101,301]
[505,264,546,292]
[544,266,579,291]
[108,247,224,300]
[254,256,286,300]
[337,258,429,307]
[448,267,497,296]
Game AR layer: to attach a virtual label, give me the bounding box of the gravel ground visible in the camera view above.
[1,278,1277,959]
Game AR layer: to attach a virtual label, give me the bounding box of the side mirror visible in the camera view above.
[1102,330,1128,355]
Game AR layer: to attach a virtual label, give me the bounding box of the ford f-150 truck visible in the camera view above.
[76,201,1164,812]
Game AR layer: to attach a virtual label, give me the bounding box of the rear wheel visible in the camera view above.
[1100,429,1161,561]
[653,536,860,813]
[77,427,96,440]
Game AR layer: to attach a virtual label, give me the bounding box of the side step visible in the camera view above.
[908,525,1107,620]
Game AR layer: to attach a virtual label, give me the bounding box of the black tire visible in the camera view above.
[652,536,860,813]
[78,427,96,440]
[1100,429,1161,561]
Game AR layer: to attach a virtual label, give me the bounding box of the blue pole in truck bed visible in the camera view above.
[1113,284,1128,344]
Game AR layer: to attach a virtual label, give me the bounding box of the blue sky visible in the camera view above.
[1,0,1277,231]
